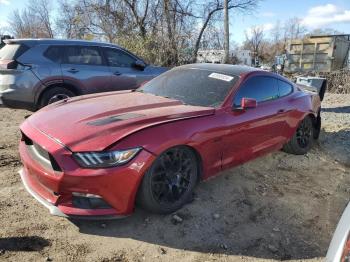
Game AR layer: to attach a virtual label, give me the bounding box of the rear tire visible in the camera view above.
[137,146,198,214]
[39,86,75,108]
[283,116,314,155]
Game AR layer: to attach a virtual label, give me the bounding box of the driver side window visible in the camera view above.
[233,76,279,107]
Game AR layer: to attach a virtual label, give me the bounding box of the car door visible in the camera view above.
[222,75,287,169]
[102,47,150,91]
[60,45,111,94]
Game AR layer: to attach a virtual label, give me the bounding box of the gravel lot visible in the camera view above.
[0,93,349,262]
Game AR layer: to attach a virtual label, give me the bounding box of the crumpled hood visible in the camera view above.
[26,91,214,152]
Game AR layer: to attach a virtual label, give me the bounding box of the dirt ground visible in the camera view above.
[0,93,349,262]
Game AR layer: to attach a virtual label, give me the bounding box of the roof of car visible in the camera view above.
[4,38,121,48]
[178,63,263,76]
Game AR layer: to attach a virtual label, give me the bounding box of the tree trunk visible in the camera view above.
[224,0,229,64]
[192,10,216,63]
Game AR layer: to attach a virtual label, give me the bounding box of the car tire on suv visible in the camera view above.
[39,86,76,108]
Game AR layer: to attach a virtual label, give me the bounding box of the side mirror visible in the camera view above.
[241,97,257,110]
[133,60,146,70]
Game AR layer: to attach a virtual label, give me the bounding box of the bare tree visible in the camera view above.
[9,10,27,38]
[283,17,306,41]
[308,28,343,36]
[192,0,260,62]
[223,0,229,63]
[8,0,260,66]
[201,22,225,50]
[57,0,112,40]
[9,0,54,38]
[29,0,54,38]
[244,25,265,65]
[56,0,83,39]
[123,0,149,39]
[270,21,281,44]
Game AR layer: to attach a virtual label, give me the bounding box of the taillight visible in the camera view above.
[0,59,17,69]
[0,60,31,70]
[341,233,350,262]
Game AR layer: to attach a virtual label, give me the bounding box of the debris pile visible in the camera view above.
[322,69,350,94]
[288,69,350,94]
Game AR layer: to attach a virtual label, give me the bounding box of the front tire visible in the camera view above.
[137,146,198,214]
[283,116,314,155]
[39,86,75,108]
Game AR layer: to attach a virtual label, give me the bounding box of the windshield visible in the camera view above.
[138,68,238,108]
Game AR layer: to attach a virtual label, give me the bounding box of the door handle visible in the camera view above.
[68,68,79,73]
[114,71,122,76]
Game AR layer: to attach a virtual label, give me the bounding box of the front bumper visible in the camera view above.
[20,168,129,220]
[19,121,156,219]
[19,168,67,217]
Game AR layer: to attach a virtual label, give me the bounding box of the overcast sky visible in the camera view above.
[1,0,350,44]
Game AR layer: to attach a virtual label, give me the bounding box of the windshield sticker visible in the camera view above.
[208,73,234,82]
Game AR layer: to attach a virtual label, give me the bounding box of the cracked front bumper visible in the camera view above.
[19,168,67,217]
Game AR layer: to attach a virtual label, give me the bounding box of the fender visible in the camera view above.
[109,111,225,179]
[35,79,82,107]
[34,78,64,105]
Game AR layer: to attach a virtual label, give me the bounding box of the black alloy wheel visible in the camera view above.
[296,118,312,148]
[138,146,198,214]
[283,116,314,155]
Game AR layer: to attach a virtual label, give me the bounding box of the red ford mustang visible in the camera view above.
[19,64,322,219]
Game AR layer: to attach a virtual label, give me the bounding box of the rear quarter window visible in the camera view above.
[0,44,29,60]
[277,79,293,97]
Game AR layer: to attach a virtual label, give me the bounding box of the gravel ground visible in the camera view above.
[0,93,349,262]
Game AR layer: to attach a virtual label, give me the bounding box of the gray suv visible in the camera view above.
[0,39,168,111]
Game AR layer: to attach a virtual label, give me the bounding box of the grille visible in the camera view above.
[32,143,50,163]
[22,132,62,172]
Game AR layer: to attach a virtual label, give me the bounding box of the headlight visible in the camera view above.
[73,147,142,168]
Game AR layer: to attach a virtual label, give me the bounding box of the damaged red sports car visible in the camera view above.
[19,64,322,219]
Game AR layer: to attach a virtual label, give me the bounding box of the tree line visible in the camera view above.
[6,0,259,65]
[5,0,342,66]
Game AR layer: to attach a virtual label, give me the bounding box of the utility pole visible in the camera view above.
[224,0,229,64]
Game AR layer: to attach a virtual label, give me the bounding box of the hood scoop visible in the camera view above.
[87,113,144,126]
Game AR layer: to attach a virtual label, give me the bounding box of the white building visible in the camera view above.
[197,49,225,64]
[234,49,253,66]
[197,49,252,66]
